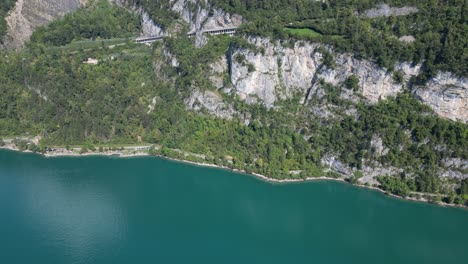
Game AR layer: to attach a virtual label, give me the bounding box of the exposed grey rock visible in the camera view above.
[230,38,322,107]
[3,0,86,49]
[230,37,421,107]
[186,89,235,120]
[171,0,242,32]
[208,56,228,89]
[319,56,419,103]
[440,170,468,180]
[322,155,352,176]
[443,158,468,171]
[359,164,403,185]
[170,0,242,46]
[399,35,416,43]
[370,135,389,157]
[147,96,159,114]
[110,0,166,37]
[139,8,165,37]
[413,72,468,123]
[361,4,418,18]
[111,0,243,47]
[226,37,467,122]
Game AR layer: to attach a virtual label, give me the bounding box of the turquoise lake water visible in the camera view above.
[0,149,467,263]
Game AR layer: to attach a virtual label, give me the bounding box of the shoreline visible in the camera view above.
[0,144,466,209]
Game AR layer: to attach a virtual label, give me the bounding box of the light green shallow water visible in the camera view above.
[0,149,467,264]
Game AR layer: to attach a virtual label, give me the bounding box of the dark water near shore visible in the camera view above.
[0,150,467,264]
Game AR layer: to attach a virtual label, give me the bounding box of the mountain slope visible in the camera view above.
[1,0,87,49]
[0,0,467,205]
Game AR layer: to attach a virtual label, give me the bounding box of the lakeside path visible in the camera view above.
[0,142,466,209]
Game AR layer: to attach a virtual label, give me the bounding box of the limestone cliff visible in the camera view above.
[2,0,87,50]
[112,0,242,46]
[224,37,467,123]
[170,0,242,32]
[414,73,467,123]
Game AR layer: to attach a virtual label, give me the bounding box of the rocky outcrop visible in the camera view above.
[171,0,242,32]
[139,10,164,37]
[113,0,242,46]
[370,135,389,157]
[359,165,403,185]
[229,37,421,107]
[225,37,467,123]
[319,57,420,103]
[321,155,352,177]
[186,90,235,120]
[230,38,321,107]
[414,73,468,123]
[110,0,165,37]
[171,0,242,46]
[3,0,87,50]
[361,4,418,18]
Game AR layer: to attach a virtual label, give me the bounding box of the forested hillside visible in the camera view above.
[30,0,140,47]
[0,0,467,205]
[212,0,467,77]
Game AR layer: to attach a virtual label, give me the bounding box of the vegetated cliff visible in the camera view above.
[109,0,165,37]
[2,0,87,49]
[413,73,468,123]
[360,4,419,18]
[178,36,467,182]
[114,0,242,46]
[213,37,466,123]
[170,0,242,32]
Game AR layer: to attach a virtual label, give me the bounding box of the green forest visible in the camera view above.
[30,1,140,47]
[0,0,467,205]
[212,0,467,77]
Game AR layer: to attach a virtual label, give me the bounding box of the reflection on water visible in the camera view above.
[12,163,126,263]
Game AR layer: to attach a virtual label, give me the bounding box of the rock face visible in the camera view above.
[230,39,321,106]
[139,9,164,37]
[414,73,468,123]
[229,37,420,107]
[114,0,242,46]
[110,0,165,37]
[171,0,242,32]
[318,56,420,103]
[171,0,242,46]
[361,4,418,18]
[3,0,87,50]
[186,90,235,120]
[225,37,467,123]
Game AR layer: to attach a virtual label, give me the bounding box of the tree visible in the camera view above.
[460,179,468,195]
[344,75,360,91]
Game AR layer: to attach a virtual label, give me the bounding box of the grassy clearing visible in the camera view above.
[46,38,132,52]
[284,27,322,38]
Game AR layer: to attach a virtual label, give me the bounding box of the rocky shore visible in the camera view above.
[1,140,465,209]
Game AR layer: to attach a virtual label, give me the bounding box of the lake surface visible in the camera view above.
[0,150,467,264]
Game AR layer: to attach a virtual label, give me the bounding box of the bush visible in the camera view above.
[344,75,360,91]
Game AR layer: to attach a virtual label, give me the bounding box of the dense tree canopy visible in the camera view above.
[211,0,468,76]
[29,0,140,47]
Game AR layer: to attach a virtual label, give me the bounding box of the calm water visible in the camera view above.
[0,150,467,264]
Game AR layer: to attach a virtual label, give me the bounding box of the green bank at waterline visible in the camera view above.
[0,150,467,264]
